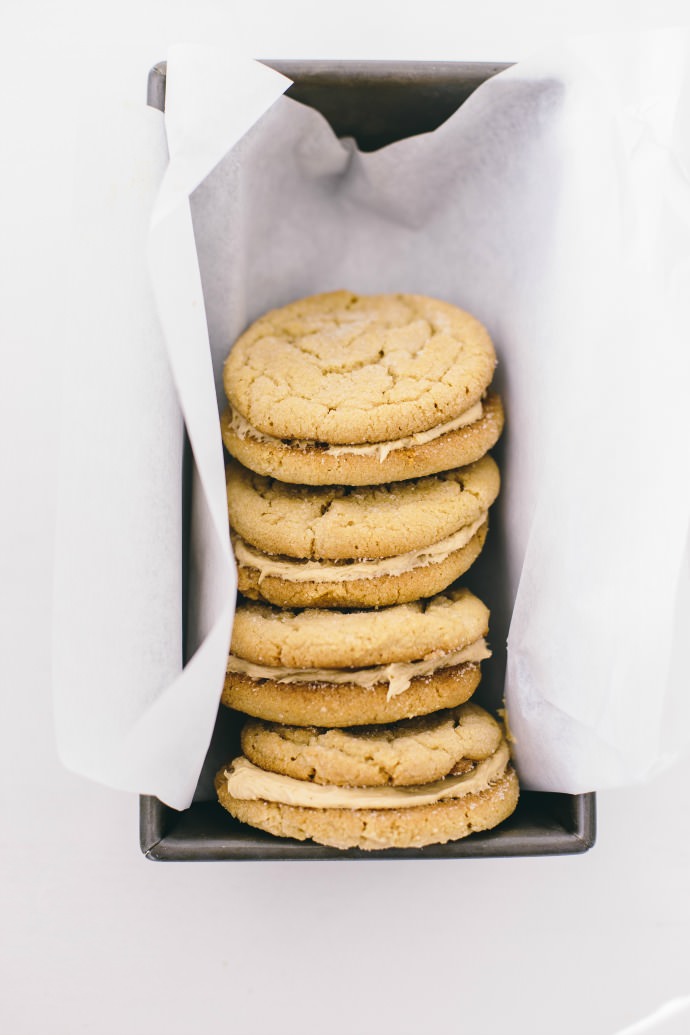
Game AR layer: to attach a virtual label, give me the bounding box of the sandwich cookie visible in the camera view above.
[221,291,503,485]
[215,705,519,851]
[227,455,500,608]
[223,587,491,727]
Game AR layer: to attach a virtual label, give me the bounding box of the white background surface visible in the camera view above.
[2,3,689,1034]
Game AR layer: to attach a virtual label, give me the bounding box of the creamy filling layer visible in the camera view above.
[233,514,486,585]
[227,637,491,701]
[222,740,510,809]
[228,401,484,462]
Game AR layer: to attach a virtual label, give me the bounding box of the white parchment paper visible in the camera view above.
[53,35,690,808]
[52,54,289,810]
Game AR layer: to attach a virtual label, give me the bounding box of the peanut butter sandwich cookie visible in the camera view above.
[227,454,500,608]
[215,704,518,851]
[223,587,491,727]
[221,291,504,485]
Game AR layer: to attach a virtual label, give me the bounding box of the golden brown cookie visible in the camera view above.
[220,392,504,486]
[225,455,500,560]
[234,520,488,608]
[223,587,491,726]
[241,702,504,787]
[215,746,519,851]
[223,291,497,445]
[229,586,489,669]
[227,454,499,608]
[222,658,484,727]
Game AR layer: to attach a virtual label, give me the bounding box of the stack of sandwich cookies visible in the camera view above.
[217,290,518,850]
[215,703,519,851]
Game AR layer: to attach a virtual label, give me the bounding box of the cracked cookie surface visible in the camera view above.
[226,455,499,560]
[229,586,489,669]
[223,291,496,444]
[241,702,504,787]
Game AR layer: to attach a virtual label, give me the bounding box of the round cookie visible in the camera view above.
[223,291,497,445]
[226,455,500,560]
[234,519,488,609]
[215,755,519,851]
[229,586,489,669]
[222,660,483,727]
[241,702,504,787]
[220,392,504,486]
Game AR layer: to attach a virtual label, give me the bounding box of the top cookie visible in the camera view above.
[223,291,496,445]
[240,702,504,788]
[230,586,489,669]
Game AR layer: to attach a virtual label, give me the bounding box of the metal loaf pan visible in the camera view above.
[140,59,596,861]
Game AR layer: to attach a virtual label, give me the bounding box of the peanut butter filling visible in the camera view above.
[232,515,486,584]
[226,636,491,701]
[228,401,484,462]
[222,740,510,809]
